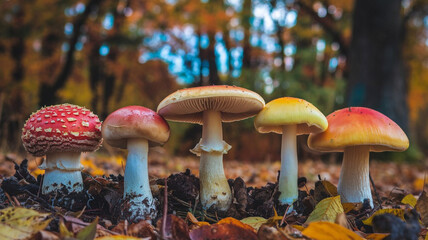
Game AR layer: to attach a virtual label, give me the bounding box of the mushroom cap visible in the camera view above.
[157,85,265,124]
[21,104,102,157]
[254,97,328,135]
[308,107,409,152]
[102,106,170,149]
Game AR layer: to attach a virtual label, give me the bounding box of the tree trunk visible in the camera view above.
[38,0,101,107]
[347,0,409,133]
[241,0,252,69]
[207,31,220,85]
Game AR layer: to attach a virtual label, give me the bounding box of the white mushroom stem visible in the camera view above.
[194,110,232,211]
[124,138,156,221]
[278,124,298,205]
[338,146,373,207]
[41,152,83,194]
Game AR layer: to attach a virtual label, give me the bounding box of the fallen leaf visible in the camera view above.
[401,194,417,207]
[314,180,338,202]
[342,203,362,213]
[240,217,268,231]
[160,214,190,240]
[362,209,405,226]
[266,208,283,226]
[190,223,258,240]
[0,207,51,240]
[302,222,364,240]
[416,191,428,226]
[305,195,344,223]
[62,216,114,237]
[186,212,210,227]
[95,236,144,240]
[257,225,285,240]
[335,213,350,229]
[32,230,60,240]
[292,224,305,231]
[365,233,390,240]
[127,220,155,238]
[218,217,256,232]
[76,217,98,240]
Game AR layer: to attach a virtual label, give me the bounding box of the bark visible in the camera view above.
[207,31,220,85]
[241,0,252,68]
[347,0,409,133]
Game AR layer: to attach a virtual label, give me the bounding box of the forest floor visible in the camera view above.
[0,149,426,239]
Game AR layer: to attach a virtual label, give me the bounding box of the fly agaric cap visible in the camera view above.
[102,106,170,149]
[308,107,409,152]
[254,97,328,135]
[157,85,265,123]
[22,104,102,156]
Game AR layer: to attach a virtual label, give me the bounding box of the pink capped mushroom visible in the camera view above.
[102,106,170,222]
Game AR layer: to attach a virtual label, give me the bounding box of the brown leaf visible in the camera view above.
[335,213,351,229]
[127,220,155,238]
[314,180,338,202]
[190,223,258,240]
[257,225,286,240]
[62,216,115,238]
[32,230,60,240]
[218,217,256,233]
[186,212,210,227]
[158,214,190,240]
[416,191,428,227]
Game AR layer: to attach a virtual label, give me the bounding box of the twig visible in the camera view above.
[280,205,291,226]
[161,178,168,239]
[4,192,14,207]
[24,190,56,212]
[12,196,20,206]
[37,174,43,197]
[369,172,382,209]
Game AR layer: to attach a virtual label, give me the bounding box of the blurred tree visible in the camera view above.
[347,0,409,132]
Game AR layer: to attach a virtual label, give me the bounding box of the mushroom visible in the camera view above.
[254,97,328,205]
[308,107,409,207]
[157,85,265,211]
[21,104,102,194]
[102,106,170,222]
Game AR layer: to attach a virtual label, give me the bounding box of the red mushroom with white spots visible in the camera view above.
[21,104,102,194]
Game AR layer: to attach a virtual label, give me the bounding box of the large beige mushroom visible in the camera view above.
[157,85,265,211]
[254,97,328,205]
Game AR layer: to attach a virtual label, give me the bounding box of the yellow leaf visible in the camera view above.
[0,207,51,240]
[292,224,305,231]
[362,209,405,226]
[365,233,390,240]
[401,194,417,207]
[240,217,267,231]
[322,180,338,196]
[266,207,283,225]
[302,222,363,240]
[306,196,344,223]
[218,217,256,233]
[342,203,361,213]
[186,212,210,227]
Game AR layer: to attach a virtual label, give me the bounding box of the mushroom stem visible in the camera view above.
[41,152,83,194]
[278,124,298,205]
[338,146,373,207]
[124,138,156,221]
[198,110,232,211]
